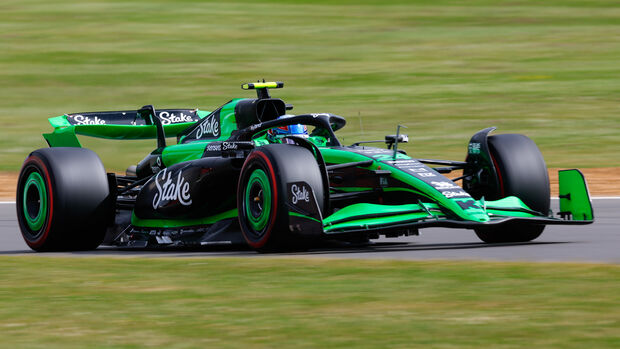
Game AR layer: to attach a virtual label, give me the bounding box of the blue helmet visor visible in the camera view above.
[287,124,307,135]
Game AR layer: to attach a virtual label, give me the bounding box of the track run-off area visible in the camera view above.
[0,198,618,263]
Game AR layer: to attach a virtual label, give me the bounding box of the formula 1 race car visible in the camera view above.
[16,82,594,252]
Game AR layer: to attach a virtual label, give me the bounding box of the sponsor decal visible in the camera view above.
[431,181,461,189]
[403,165,437,177]
[290,183,310,204]
[196,113,220,138]
[417,172,436,177]
[355,148,387,155]
[311,113,330,118]
[71,114,106,125]
[249,123,262,131]
[379,177,389,187]
[457,200,480,210]
[381,158,424,166]
[442,190,470,199]
[469,142,481,155]
[152,168,192,209]
[67,109,198,126]
[287,181,322,229]
[222,142,238,150]
[394,160,424,166]
[155,236,173,244]
[206,143,221,151]
[159,111,194,125]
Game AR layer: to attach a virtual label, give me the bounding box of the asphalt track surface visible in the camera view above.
[0,199,618,263]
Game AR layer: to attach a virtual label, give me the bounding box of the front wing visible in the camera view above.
[293,168,594,236]
[320,200,591,235]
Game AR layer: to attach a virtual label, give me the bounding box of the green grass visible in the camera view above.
[2,0,620,171]
[0,256,617,348]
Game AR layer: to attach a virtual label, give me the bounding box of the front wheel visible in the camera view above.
[473,134,549,243]
[237,144,324,251]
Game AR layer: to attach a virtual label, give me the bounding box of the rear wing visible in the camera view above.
[43,109,209,147]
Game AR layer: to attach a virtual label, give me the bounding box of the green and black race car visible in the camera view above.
[16,82,594,251]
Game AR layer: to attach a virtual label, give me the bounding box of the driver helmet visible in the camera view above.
[268,115,308,138]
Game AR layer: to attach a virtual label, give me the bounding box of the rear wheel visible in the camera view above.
[16,148,113,251]
[474,134,549,243]
[237,144,324,251]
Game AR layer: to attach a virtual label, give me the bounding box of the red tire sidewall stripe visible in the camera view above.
[239,151,279,249]
[490,151,505,197]
[22,156,54,248]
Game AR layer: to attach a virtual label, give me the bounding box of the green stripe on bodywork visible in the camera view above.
[483,196,529,208]
[324,203,441,225]
[486,210,538,218]
[131,209,238,228]
[289,211,321,223]
[162,142,208,166]
[324,211,444,233]
[323,203,444,232]
[483,196,532,210]
[218,99,243,140]
[479,196,542,218]
[321,148,374,164]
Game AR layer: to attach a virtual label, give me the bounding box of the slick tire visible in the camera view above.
[474,134,550,243]
[237,144,324,252]
[16,148,113,251]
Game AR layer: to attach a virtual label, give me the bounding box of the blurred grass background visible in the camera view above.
[2,3,619,347]
[0,256,618,348]
[1,0,619,171]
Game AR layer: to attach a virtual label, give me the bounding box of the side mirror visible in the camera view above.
[385,134,408,149]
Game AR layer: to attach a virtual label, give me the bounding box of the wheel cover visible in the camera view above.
[245,169,272,232]
[22,171,47,231]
